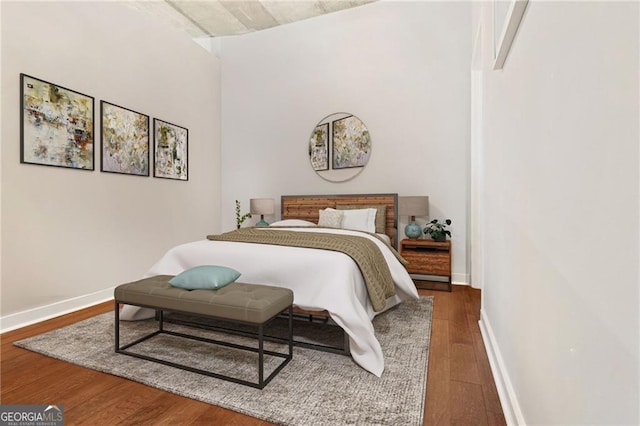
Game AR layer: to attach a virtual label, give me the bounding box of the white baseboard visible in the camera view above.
[452,273,469,285]
[479,309,526,425]
[0,287,115,333]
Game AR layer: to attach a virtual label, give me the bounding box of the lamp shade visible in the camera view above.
[398,196,429,218]
[250,198,275,215]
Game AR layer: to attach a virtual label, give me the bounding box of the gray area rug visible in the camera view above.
[15,297,433,426]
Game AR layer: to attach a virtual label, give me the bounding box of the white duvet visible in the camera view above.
[120,227,419,376]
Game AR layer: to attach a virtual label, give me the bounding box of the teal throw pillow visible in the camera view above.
[169,265,241,290]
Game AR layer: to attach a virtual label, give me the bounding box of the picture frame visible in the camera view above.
[332,115,371,170]
[100,101,149,176]
[153,118,188,181]
[309,122,329,171]
[493,0,529,70]
[20,73,94,170]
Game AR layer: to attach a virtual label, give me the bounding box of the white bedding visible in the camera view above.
[120,227,418,376]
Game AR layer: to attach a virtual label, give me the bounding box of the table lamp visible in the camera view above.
[250,198,275,227]
[398,196,429,239]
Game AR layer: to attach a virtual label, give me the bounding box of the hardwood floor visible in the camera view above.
[1,286,505,425]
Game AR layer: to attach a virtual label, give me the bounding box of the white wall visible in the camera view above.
[476,2,639,424]
[219,1,471,283]
[0,1,221,328]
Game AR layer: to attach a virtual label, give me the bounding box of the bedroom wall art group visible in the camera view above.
[20,73,188,181]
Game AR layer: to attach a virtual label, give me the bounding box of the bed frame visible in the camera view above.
[281,193,399,249]
[279,193,399,355]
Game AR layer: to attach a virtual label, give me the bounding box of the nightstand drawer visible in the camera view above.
[403,251,451,276]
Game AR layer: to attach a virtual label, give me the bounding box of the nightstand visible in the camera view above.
[400,239,452,292]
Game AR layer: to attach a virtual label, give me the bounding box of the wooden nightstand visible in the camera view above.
[400,239,452,292]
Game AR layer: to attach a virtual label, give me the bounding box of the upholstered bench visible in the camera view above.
[114,275,293,389]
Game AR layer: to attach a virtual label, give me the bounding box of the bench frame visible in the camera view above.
[164,310,350,357]
[114,301,293,389]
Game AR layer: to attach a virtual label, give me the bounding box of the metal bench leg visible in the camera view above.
[258,323,264,387]
[289,306,293,358]
[114,301,120,352]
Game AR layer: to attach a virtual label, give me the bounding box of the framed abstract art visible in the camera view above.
[332,115,371,170]
[309,122,329,171]
[100,101,149,176]
[153,118,188,181]
[20,74,94,170]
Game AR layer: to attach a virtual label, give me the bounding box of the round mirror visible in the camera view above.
[309,112,371,182]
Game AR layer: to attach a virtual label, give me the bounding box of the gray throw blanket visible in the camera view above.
[206,228,396,312]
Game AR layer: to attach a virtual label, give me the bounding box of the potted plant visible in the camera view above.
[235,200,251,229]
[423,219,452,242]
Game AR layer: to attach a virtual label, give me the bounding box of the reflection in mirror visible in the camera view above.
[309,112,371,182]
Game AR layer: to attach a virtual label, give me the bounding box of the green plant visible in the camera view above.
[235,200,251,229]
[423,218,452,242]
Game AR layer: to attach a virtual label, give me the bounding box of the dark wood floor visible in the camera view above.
[1,286,505,425]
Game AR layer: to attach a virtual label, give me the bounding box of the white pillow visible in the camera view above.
[318,208,344,228]
[269,219,317,227]
[339,208,377,233]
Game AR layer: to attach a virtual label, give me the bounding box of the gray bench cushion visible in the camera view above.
[115,275,294,324]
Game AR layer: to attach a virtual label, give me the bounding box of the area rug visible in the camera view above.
[15,297,433,426]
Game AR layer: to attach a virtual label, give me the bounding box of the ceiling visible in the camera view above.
[128,0,376,38]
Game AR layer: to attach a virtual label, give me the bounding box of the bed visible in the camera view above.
[120,193,419,376]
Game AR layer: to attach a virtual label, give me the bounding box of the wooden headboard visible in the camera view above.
[281,193,399,248]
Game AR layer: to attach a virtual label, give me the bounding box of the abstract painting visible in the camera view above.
[20,74,94,170]
[309,122,329,171]
[101,101,149,176]
[153,119,188,181]
[332,115,371,170]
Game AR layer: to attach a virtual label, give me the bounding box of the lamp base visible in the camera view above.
[255,219,269,227]
[404,221,422,239]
